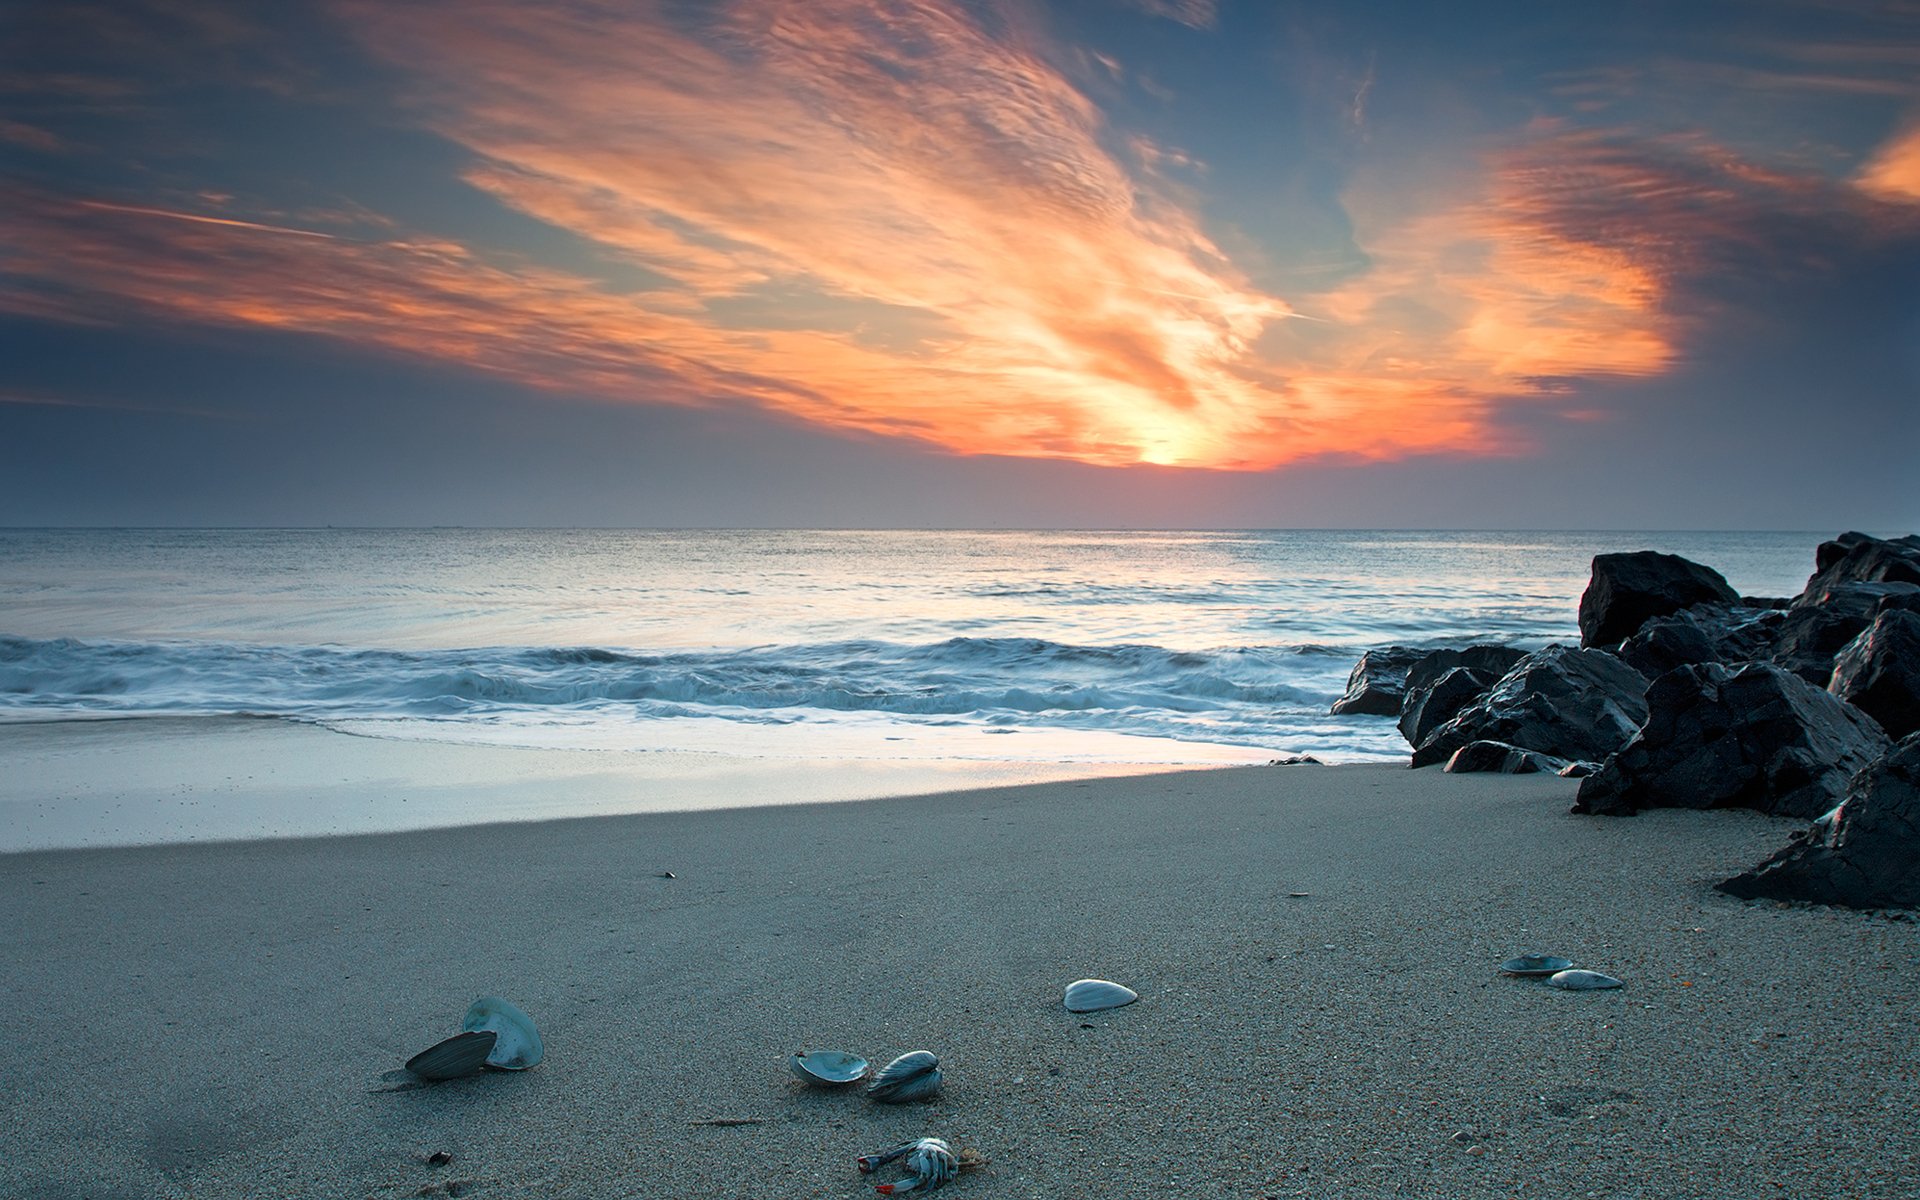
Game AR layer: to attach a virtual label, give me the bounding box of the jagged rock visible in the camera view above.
[1578,552,1740,648]
[1719,733,1920,909]
[1399,666,1499,750]
[1799,532,1920,600]
[1409,647,1650,769]
[1394,646,1527,746]
[1617,604,1780,680]
[1766,582,1920,684]
[1443,740,1572,775]
[1330,646,1427,716]
[1769,604,1874,685]
[1829,609,1920,738]
[1574,662,1891,818]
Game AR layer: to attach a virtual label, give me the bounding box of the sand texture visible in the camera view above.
[4,750,1918,1198]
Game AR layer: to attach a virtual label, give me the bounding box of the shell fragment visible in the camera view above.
[1063,978,1139,1013]
[1545,968,1623,990]
[866,1050,943,1103]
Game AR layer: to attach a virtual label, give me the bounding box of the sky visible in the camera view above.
[1,0,1916,529]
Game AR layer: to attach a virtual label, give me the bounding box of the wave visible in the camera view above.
[0,633,1337,719]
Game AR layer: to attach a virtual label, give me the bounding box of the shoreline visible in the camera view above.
[5,751,1916,1197]
[0,716,1208,854]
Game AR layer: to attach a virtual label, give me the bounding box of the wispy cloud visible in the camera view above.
[5,0,1910,473]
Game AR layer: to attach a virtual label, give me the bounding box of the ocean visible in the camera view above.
[0,528,1823,767]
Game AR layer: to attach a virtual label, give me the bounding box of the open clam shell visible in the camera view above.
[1545,968,1623,990]
[788,1049,870,1086]
[1063,978,1138,1013]
[866,1050,942,1103]
[1498,954,1574,977]
[405,1030,498,1081]
[460,996,544,1070]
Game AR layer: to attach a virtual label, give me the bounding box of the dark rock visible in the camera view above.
[1443,740,1572,774]
[1330,646,1427,716]
[1402,645,1529,694]
[1767,585,1905,685]
[1409,647,1650,769]
[1394,646,1526,744]
[1557,760,1599,778]
[1800,532,1920,601]
[1578,552,1740,648]
[1574,662,1891,818]
[1399,666,1499,751]
[1616,604,1780,679]
[1829,609,1920,738]
[1719,733,1920,909]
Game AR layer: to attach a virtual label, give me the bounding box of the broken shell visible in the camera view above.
[1545,969,1623,990]
[866,1050,942,1103]
[1063,978,1138,1013]
[859,1136,959,1194]
[789,1049,870,1086]
[1499,954,1574,977]
[460,996,544,1070]
[405,1030,498,1081]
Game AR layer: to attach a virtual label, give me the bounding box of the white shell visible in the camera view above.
[1545,969,1623,991]
[1064,978,1139,1013]
[788,1049,870,1085]
[866,1050,942,1102]
[461,996,544,1069]
[1499,954,1573,977]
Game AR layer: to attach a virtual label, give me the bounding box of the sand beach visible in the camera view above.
[5,720,1917,1199]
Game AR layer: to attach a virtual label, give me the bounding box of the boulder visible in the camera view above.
[1767,582,1919,684]
[1578,551,1740,648]
[1399,666,1500,750]
[1394,646,1527,747]
[1719,733,1920,909]
[1574,662,1891,818]
[1617,604,1779,680]
[1829,609,1920,738]
[1443,741,1572,775]
[1799,532,1920,600]
[1330,646,1427,716]
[1409,647,1650,769]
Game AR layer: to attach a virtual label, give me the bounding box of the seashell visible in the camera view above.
[858,1136,958,1194]
[789,1049,870,1086]
[405,1030,498,1081]
[1545,968,1623,990]
[1063,978,1138,1013]
[866,1050,942,1103]
[1499,954,1574,977]
[460,996,544,1070]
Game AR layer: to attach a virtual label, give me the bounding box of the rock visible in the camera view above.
[1829,609,1920,738]
[1719,733,1920,909]
[1578,552,1740,648]
[1574,662,1891,818]
[1616,604,1780,680]
[1409,647,1649,769]
[1399,666,1499,750]
[1767,582,1920,684]
[1799,532,1920,600]
[1443,740,1572,774]
[1395,646,1528,747]
[1330,646,1427,716]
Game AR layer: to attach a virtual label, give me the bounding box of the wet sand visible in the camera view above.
[4,728,1918,1199]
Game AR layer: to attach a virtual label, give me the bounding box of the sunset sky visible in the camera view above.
[2,0,1916,528]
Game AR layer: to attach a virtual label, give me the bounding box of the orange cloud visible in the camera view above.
[1858,121,1920,202]
[10,2,1883,472]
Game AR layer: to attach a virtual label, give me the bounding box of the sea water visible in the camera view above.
[0,529,1823,766]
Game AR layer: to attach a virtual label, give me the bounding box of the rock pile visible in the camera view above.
[1329,531,1920,909]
